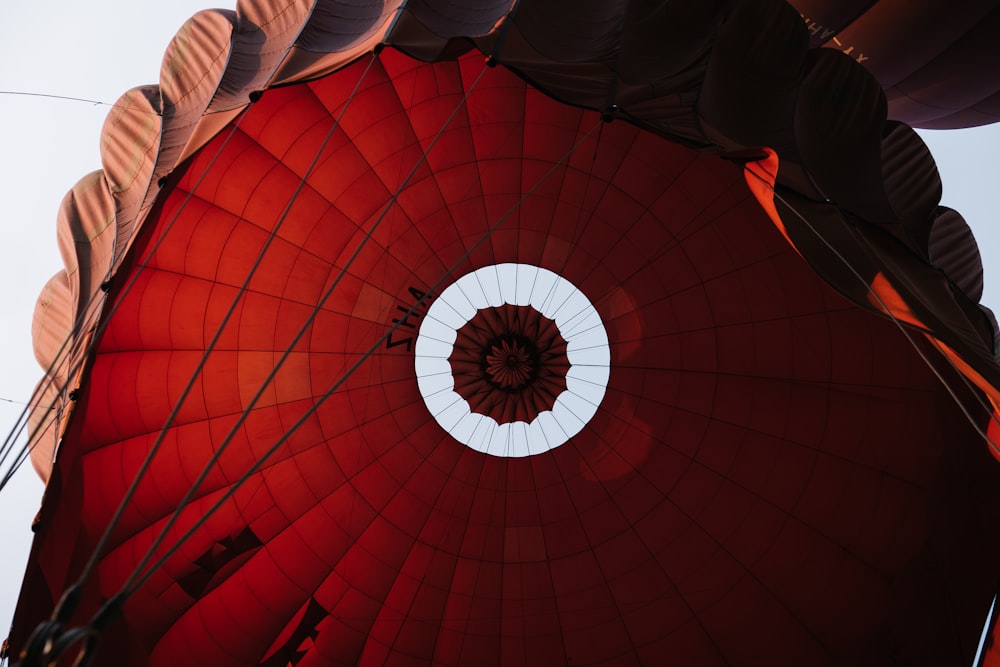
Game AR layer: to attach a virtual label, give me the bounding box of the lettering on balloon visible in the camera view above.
[799,15,870,63]
[801,16,837,42]
[385,286,433,353]
[258,598,328,667]
[177,526,263,598]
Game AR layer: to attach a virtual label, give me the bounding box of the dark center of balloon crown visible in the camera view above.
[448,304,571,423]
[483,334,540,390]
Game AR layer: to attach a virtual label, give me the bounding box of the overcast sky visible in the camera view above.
[1,0,998,649]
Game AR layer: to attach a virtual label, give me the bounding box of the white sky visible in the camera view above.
[1,0,998,651]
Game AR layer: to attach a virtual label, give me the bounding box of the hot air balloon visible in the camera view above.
[5,0,1000,666]
[787,0,1000,129]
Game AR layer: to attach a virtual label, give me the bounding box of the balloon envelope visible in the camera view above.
[8,2,1000,666]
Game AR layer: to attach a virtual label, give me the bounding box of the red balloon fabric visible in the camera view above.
[7,2,1000,667]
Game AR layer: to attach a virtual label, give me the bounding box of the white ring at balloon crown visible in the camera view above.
[414,263,610,457]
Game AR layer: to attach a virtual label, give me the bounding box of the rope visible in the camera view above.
[120,115,602,602]
[0,90,159,112]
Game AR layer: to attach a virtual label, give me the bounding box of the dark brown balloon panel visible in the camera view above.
[14,51,1000,666]
[789,0,1000,128]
